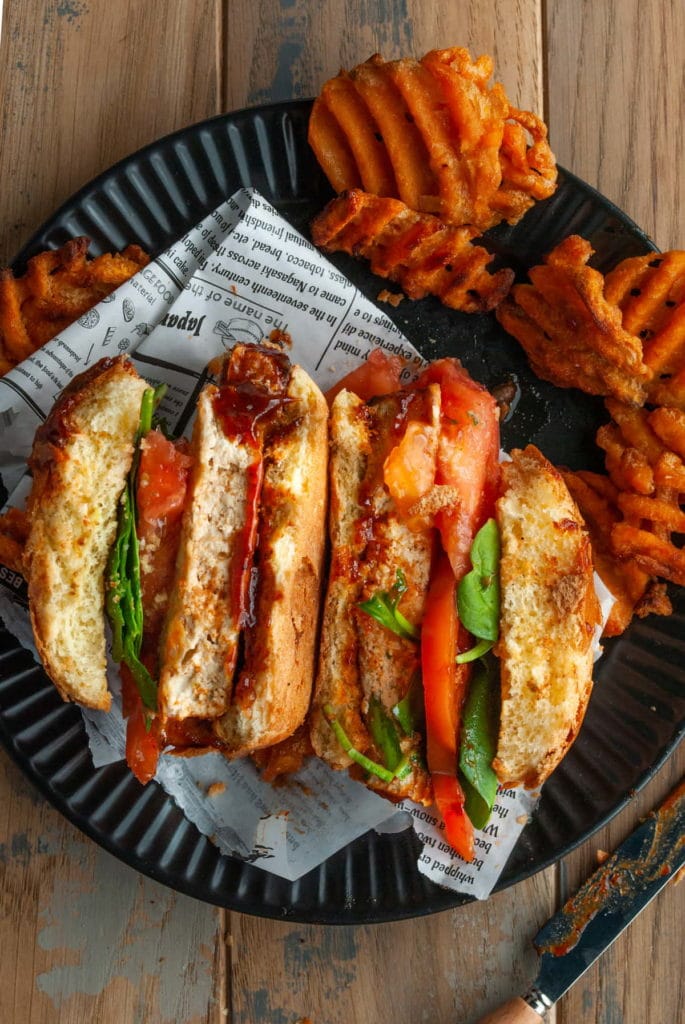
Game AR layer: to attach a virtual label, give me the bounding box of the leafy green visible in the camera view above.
[459,659,500,830]
[457,518,500,661]
[368,695,404,772]
[105,385,166,712]
[392,671,425,736]
[323,704,395,783]
[358,568,419,642]
[456,638,494,664]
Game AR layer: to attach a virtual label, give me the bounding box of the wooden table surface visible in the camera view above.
[0,2,683,1022]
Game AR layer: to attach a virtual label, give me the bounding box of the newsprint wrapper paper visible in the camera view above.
[0,188,603,898]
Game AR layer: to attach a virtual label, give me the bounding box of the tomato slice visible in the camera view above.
[417,362,499,858]
[421,552,474,861]
[120,430,192,783]
[326,347,404,403]
[416,359,500,577]
[121,666,162,785]
[138,428,193,524]
[136,430,193,648]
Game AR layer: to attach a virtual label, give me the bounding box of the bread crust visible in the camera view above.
[24,356,148,710]
[310,387,436,806]
[213,365,329,755]
[493,445,601,788]
[159,347,329,756]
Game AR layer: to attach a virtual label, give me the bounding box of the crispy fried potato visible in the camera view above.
[311,189,514,313]
[0,238,148,376]
[612,523,685,586]
[309,47,557,232]
[560,468,661,636]
[605,250,685,409]
[0,507,29,574]
[593,399,685,589]
[496,236,652,404]
[648,405,685,458]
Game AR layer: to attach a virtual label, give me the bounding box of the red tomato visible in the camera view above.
[421,552,475,862]
[121,666,161,785]
[383,419,437,514]
[136,431,192,642]
[432,774,475,862]
[137,429,192,524]
[326,348,404,404]
[416,359,500,578]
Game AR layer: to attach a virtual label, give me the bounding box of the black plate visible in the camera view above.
[2,100,684,923]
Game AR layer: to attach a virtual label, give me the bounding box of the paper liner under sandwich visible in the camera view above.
[0,188,612,897]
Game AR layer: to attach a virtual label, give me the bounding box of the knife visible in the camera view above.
[475,777,685,1024]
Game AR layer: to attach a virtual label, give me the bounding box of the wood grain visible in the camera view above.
[545,0,685,248]
[228,869,554,1024]
[0,751,221,1024]
[554,753,685,1024]
[0,0,221,265]
[547,4,685,1021]
[223,0,543,112]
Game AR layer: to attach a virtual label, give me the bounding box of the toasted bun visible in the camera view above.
[159,355,329,756]
[157,382,256,720]
[493,445,601,788]
[24,357,148,710]
[214,365,329,755]
[310,387,435,806]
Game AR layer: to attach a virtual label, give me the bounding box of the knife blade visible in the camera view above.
[475,777,685,1024]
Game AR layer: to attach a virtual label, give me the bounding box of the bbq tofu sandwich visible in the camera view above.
[310,355,600,860]
[24,343,329,782]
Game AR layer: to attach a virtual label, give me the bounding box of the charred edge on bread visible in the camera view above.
[29,356,138,468]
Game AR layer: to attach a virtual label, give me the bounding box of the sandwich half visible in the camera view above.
[493,445,601,788]
[24,357,148,710]
[24,343,329,779]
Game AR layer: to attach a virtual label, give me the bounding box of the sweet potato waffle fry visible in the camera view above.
[309,48,557,232]
[496,235,652,404]
[604,251,685,409]
[585,398,685,592]
[561,468,671,636]
[311,189,514,313]
[0,237,149,374]
[0,507,29,575]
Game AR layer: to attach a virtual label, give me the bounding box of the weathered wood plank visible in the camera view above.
[554,752,685,1024]
[0,0,221,264]
[228,868,555,1024]
[546,3,685,1021]
[0,751,222,1024]
[545,0,685,248]
[224,0,543,113]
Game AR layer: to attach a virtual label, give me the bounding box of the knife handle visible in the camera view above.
[473,997,544,1024]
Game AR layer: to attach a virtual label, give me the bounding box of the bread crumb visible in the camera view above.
[377,288,404,307]
[516,814,529,826]
[207,781,226,798]
[596,848,609,864]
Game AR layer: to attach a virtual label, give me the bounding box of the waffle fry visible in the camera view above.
[309,48,557,232]
[605,251,685,409]
[595,399,685,587]
[0,238,149,375]
[311,189,514,313]
[0,508,29,575]
[496,236,652,405]
[560,469,670,635]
